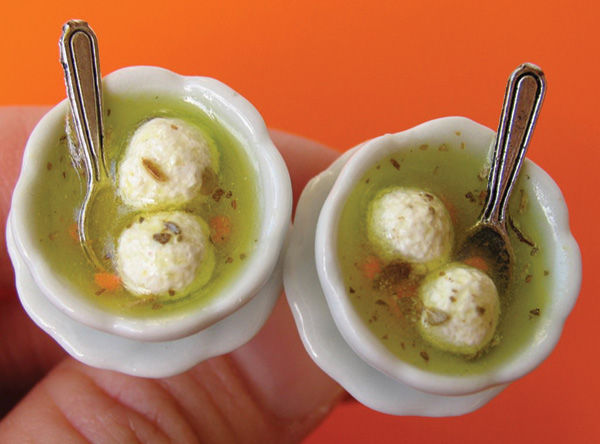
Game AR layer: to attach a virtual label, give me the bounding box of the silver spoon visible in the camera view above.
[457,63,545,290]
[59,20,108,270]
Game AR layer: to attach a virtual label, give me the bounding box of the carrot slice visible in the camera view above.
[68,222,78,241]
[362,255,381,279]
[439,195,457,225]
[395,280,417,299]
[94,273,121,291]
[463,256,489,273]
[210,215,232,244]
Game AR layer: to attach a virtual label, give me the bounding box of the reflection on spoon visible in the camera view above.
[59,20,108,271]
[457,63,546,291]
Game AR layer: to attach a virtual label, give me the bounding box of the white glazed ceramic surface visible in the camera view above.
[285,117,581,412]
[9,66,292,344]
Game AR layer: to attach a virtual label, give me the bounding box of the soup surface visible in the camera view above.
[337,136,550,376]
[29,92,259,319]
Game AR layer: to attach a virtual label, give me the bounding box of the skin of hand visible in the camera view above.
[0,107,345,443]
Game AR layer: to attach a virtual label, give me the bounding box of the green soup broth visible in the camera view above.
[337,138,551,376]
[28,92,259,319]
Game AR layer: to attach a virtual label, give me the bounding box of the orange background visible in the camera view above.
[1,1,598,442]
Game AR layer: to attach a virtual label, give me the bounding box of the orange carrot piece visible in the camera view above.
[210,215,232,244]
[396,281,417,299]
[463,256,489,273]
[68,222,78,241]
[94,273,121,291]
[439,195,458,225]
[362,255,381,279]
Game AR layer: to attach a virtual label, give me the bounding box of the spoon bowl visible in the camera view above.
[457,64,546,291]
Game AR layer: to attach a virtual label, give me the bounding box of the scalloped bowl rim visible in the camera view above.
[315,116,581,396]
[10,66,292,342]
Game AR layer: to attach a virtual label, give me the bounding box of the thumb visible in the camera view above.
[0,298,345,444]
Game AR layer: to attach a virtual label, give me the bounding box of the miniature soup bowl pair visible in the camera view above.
[8,67,581,398]
[9,66,292,347]
[313,117,581,397]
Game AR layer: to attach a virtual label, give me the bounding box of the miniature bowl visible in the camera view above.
[314,116,581,396]
[9,66,292,342]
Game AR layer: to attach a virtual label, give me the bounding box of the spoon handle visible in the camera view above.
[482,63,546,225]
[59,20,106,183]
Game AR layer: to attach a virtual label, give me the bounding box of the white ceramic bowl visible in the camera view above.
[285,145,504,415]
[314,117,581,396]
[10,66,292,342]
[7,217,284,378]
